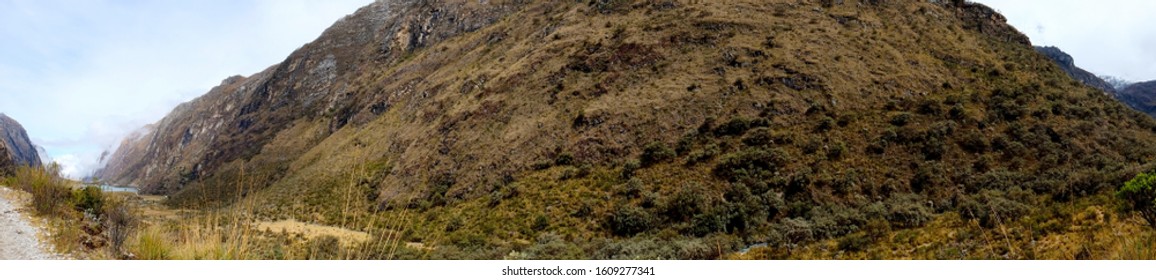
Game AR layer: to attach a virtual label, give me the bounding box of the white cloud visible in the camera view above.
[976,0,1156,81]
[0,0,372,179]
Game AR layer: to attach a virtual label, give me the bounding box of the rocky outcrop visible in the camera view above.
[0,114,41,176]
[1034,46,1117,94]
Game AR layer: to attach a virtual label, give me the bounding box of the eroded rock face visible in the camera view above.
[0,114,41,176]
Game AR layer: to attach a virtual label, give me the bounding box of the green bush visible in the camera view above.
[607,205,653,237]
[11,165,72,216]
[72,186,105,215]
[712,148,789,181]
[1118,171,1156,228]
[742,128,773,146]
[554,153,575,166]
[661,183,708,222]
[713,118,752,136]
[890,112,913,127]
[684,144,719,166]
[640,142,675,167]
[621,160,641,179]
[885,193,933,228]
[957,190,1030,228]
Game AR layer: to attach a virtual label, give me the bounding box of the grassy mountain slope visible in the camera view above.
[100,0,1156,259]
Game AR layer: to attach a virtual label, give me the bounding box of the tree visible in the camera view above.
[1118,171,1156,228]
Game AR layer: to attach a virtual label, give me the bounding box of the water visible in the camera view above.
[99,185,139,194]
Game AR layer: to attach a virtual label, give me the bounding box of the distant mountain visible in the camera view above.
[1034,46,1117,94]
[1118,80,1156,117]
[1100,75,1133,91]
[34,145,50,166]
[0,113,42,176]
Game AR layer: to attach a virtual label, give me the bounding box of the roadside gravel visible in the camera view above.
[0,186,61,260]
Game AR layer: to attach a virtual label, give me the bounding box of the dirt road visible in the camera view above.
[0,186,60,260]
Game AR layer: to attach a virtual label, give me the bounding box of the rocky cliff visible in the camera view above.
[0,114,42,176]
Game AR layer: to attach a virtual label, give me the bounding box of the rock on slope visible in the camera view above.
[0,114,41,176]
[99,0,1156,258]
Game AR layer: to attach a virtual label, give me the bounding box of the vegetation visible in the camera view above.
[73,0,1156,260]
[1119,171,1156,228]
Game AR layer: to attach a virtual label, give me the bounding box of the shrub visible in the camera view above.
[838,232,872,252]
[103,197,139,255]
[957,190,1031,228]
[687,210,728,237]
[684,144,719,166]
[72,186,105,215]
[714,118,752,136]
[661,183,708,222]
[885,193,933,228]
[917,99,942,115]
[621,160,641,179]
[554,153,575,166]
[742,128,773,146]
[958,130,988,153]
[11,165,71,216]
[640,142,675,167]
[607,205,653,237]
[712,148,789,181]
[890,112,913,127]
[521,233,584,260]
[815,117,836,132]
[1118,171,1156,228]
[827,141,846,160]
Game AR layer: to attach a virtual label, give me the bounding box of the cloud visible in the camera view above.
[976,0,1156,81]
[0,0,372,179]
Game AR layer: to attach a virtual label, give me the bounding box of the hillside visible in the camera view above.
[0,114,42,176]
[98,0,1156,259]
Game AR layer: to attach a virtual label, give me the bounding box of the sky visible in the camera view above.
[0,0,373,178]
[1,1,1154,179]
[976,0,1156,81]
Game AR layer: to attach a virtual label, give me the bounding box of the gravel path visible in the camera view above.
[0,186,60,260]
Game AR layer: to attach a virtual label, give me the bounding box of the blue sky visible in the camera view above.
[0,0,1153,179]
[0,0,372,178]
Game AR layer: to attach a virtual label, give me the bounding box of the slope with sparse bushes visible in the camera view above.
[95,0,1156,259]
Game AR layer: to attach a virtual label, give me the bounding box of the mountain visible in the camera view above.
[34,145,50,166]
[99,0,1156,259]
[1034,46,1117,94]
[1100,75,1133,91]
[0,114,42,176]
[1118,80,1156,117]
